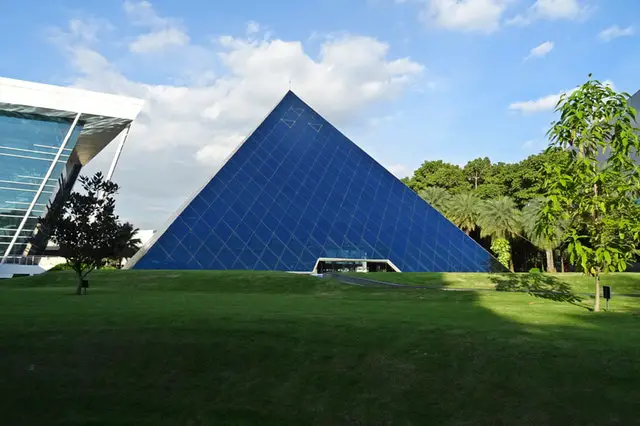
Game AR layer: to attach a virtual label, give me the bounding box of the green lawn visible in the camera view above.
[2,270,640,425]
[355,271,640,294]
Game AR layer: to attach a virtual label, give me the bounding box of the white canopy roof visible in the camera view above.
[0,77,144,165]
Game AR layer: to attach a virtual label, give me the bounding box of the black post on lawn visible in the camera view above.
[603,285,611,311]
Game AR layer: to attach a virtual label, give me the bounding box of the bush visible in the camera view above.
[529,267,542,274]
[100,265,118,271]
[47,263,74,272]
[48,262,118,272]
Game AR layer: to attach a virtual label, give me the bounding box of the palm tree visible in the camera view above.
[447,192,480,235]
[477,197,521,271]
[523,198,567,273]
[111,223,141,268]
[418,187,451,215]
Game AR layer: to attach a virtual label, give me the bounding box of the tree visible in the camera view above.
[464,157,492,190]
[447,192,480,235]
[509,149,571,207]
[406,160,470,193]
[478,162,514,200]
[40,172,139,295]
[535,76,640,312]
[418,187,451,215]
[477,197,521,271]
[523,198,567,273]
[111,223,141,268]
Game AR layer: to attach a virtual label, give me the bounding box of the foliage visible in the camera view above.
[47,262,75,272]
[523,197,569,273]
[111,222,141,268]
[446,192,480,235]
[523,198,567,250]
[477,197,521,271]
[507,150,571,207]
[478,162,516,200]
[477,197,521,240]
[418,186,452,214]
[40,172,139,294]
[464,157,492,190]
[406,160,470,193]
[535,76,640,311]
[473,182,506,200]
[404,151,570,207]
[490,238,512,269]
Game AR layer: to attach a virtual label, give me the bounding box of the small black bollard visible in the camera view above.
[81,279,89,295]
[603,285,611,311]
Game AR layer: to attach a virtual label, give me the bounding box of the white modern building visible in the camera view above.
[0,77,144,275]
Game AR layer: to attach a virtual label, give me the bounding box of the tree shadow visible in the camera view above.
[7,270,640,425]
[489,272,589,309]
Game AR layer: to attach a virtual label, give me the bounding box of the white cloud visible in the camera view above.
[246,21,261,35]
[524,40,554,60]
[420,0,510,33]
[47,17,113,47]
[124,0,189,53]
[54,10,424,229]
[194,134,245,165]
[129,28,189,53]
[400,0,587,31]
[599,25,635,42]
[509,91,566,113]
[124,0,169,27]
[509,80,614,113]
[387,164,410,178]
[507,0,587,26]
[533,0,584,19]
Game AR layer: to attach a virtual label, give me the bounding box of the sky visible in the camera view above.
[0,0,638,229]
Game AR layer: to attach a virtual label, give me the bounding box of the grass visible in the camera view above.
[2,270,640,425]
[355,272,640,294]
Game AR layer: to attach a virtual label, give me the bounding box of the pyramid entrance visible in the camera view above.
[314,258,398,274]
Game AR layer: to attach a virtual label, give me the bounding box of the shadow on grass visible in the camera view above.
[5,270,640,425]
[489,273,589,309]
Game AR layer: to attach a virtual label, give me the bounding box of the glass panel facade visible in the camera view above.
[134,92,502,272]
[0,111,83,256]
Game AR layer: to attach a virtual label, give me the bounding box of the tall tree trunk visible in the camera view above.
[509,259,514,273]
[560,251,565,273]
[465,229,471,236]
[545,249,557,273]
[76,274,83,295]
[594,271,601,312]
[592,183,601,312]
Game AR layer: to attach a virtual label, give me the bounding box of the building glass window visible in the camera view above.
[0,111,83,256]
[133,92,503,272]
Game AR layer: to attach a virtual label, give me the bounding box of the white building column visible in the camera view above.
[105,124,131,182]
[1,112,82,263]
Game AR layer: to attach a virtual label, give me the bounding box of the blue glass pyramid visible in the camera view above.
[130,91,501,272]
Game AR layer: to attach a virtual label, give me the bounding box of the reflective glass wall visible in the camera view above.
[133,92,502,272]
[0,111,82,256]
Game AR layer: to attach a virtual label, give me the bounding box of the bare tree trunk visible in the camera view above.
[545,249,557,273]
[592,182,601,312]
[594,272,601,312]
[76,274,83,295]
[560,251,565,273]
[509,259,514,273]
[465,229,471,236]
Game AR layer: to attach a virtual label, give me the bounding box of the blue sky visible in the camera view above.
[1,0,638,228]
